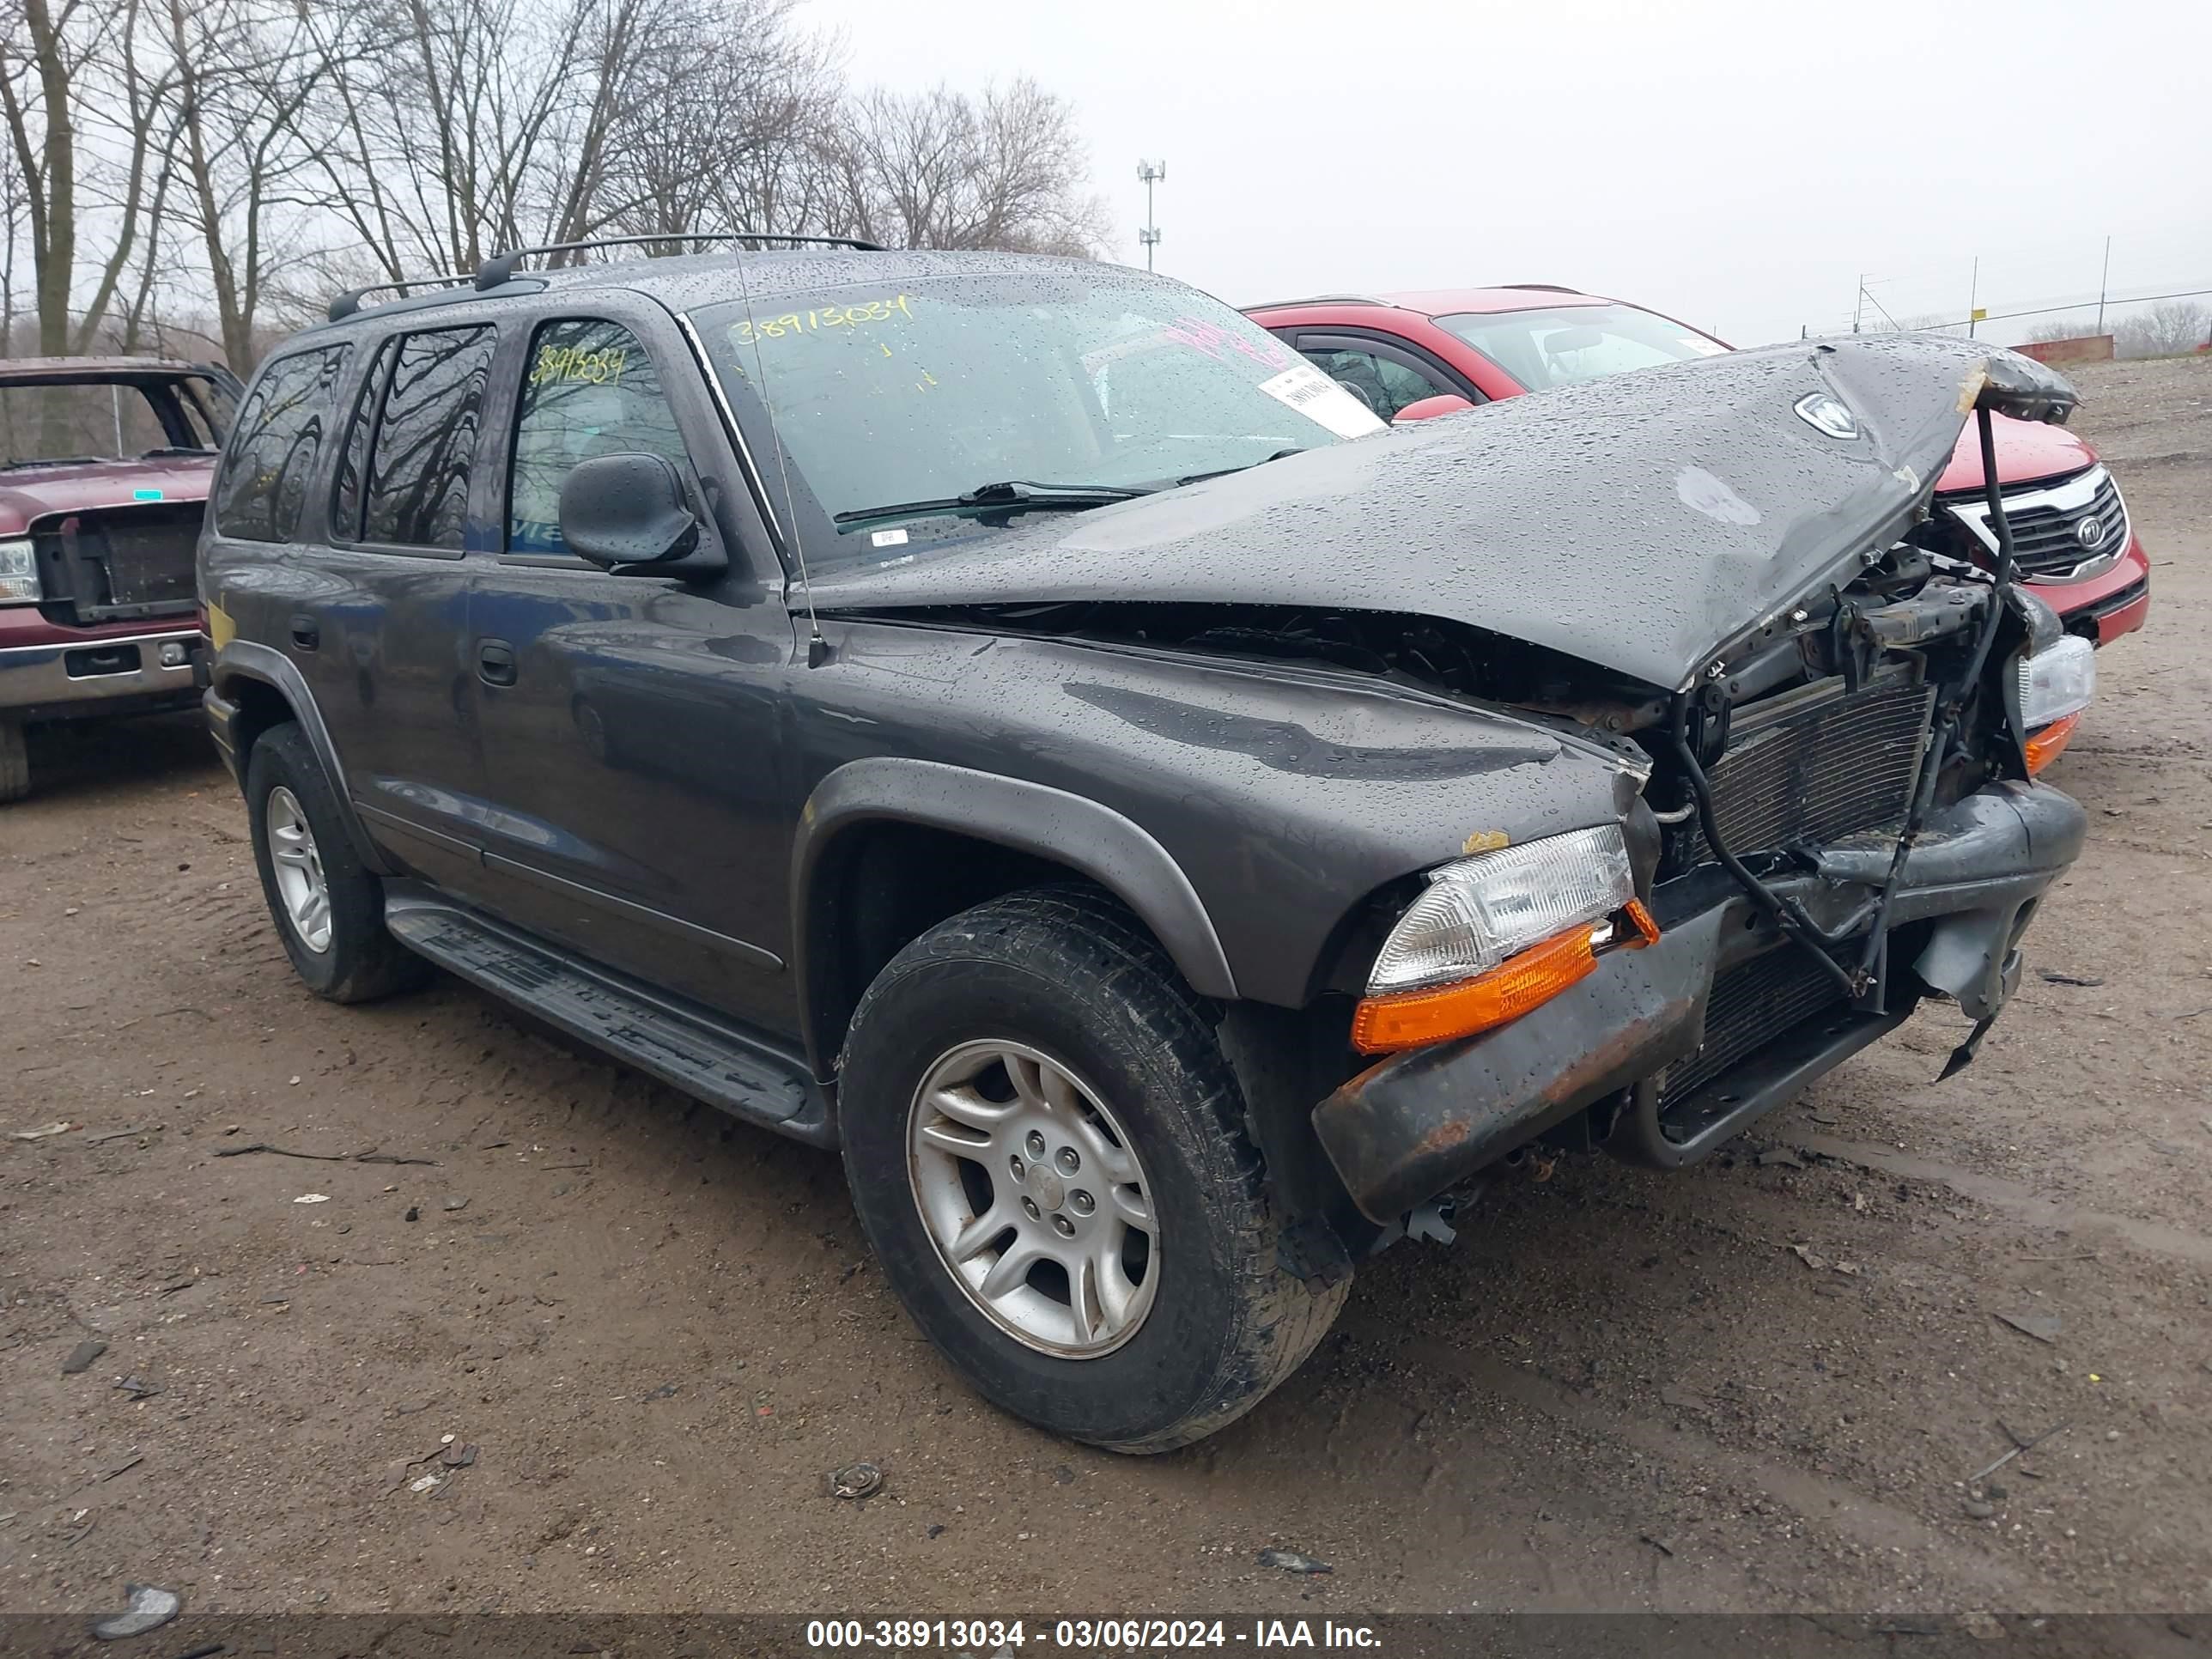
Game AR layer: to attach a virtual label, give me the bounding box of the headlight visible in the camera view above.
[2010,634,2094,730]
[2008,632,2094,775]
[1367,825,1635,996]
[0,538,39,605]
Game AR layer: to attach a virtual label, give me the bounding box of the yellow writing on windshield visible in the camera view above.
[732,294,915,345]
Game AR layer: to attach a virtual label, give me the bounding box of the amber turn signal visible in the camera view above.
[2024,712,2079,776]
[1352,902,1661,1055]
[1350,926,1582,1054]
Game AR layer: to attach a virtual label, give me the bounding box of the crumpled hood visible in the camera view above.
[810,335,2076,690]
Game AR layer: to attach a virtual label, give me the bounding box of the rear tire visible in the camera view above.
[245,722,428,1003]
[837,887,1347,1452]
[0,720,27,803]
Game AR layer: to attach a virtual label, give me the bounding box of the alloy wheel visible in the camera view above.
[907,1039,1158,1358]
[266,785,332,953]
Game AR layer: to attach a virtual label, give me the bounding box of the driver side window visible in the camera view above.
[1299,347,1450,421]
[508,319,690,555]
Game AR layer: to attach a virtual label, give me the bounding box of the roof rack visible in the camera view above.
[474,232,885,292]
[1241,292,1389,312]
[1499,283,1584,294]
[327,273,477,323]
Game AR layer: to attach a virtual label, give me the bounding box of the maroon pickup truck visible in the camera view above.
[0,357,238,801]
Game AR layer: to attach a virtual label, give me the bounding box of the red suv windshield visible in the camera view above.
[1433,303,1728,392]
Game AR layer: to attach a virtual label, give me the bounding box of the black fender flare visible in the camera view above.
[792,757,1240,1069]
[211,640,393,875]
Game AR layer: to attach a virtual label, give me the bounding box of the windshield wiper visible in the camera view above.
[835,479,1154,526]
[0,455,108,471]
[1175,447,1306,487]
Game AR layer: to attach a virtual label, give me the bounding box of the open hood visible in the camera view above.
[808,336,2076,690]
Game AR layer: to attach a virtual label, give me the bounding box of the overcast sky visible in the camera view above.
[800,0,2211,347]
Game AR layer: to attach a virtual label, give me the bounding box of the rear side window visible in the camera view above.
[216,346,349,542]
[337,325,496,550]
[508,319,690,555]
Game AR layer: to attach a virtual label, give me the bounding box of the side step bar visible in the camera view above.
[384,887,833,1147]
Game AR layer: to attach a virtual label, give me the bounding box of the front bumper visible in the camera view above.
[2038,534,2151,646]
[0,626,204,722]
[1311,779,2086,1221]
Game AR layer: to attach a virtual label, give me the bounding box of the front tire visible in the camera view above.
[245,722,428,1003]
[838,888,1347,1452]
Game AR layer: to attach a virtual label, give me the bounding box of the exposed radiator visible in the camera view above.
[1680,674,1933,867]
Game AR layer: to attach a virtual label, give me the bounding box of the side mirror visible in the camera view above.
[1392,393,1476,424]
[559,453,701,567]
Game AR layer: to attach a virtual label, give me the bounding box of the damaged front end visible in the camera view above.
[813,333,2093,1236]
[1311,349,2091,1224]
[27,501,205,628]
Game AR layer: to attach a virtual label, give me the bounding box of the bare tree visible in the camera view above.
[0,117,27,347]
[301,0,708,280]
[604,0,845,243]
[161,0,360,370]
[2113,300,2209,360]
[0,0,178,357]
[0,0,1113,373]
[825,79,1110,256]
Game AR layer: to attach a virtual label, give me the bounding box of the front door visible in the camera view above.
[465,309,795,1029]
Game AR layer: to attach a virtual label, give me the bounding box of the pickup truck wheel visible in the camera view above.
[0,720,27,803]
[838,888,1347,1452]
[245,722,428,1003]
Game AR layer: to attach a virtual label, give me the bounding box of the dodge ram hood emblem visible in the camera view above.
[1794,392,1860,440]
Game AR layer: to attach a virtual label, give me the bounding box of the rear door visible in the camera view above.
[303,322,501,895]
[464,301,796,1028]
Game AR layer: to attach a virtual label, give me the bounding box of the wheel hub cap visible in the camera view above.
[907,1040,1158,1358]
[1028,1166,1066,1211]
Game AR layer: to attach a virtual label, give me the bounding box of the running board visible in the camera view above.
[384,889,832,1146]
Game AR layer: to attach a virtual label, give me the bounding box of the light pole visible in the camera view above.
[1137,160,1166,271]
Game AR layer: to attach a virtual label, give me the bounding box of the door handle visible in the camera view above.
[477,638,518,687]
[289,616,319,652]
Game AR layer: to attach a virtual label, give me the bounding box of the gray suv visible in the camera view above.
[198,238,2091,1449]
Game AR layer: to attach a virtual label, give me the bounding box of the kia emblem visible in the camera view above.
[2075,514,2104,549]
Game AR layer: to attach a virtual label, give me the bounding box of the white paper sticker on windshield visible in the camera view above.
[1680,336,1729,356]
[871,527,909,548]
[1256,362,1388,439]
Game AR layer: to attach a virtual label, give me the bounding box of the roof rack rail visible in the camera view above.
[1499,283,1584,294]
[1241,293,1389,311]
[327,273,477,323]
[474,231,885,292]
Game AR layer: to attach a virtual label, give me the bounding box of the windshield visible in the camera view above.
[0,376,226,469]
[692,270,1385,549]
[1432,303,1729,393]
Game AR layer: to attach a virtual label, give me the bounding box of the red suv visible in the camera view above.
[1243,288,2150,647]
[0,357,238,800]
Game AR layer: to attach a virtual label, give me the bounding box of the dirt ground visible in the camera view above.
[3,356,2209,1624]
